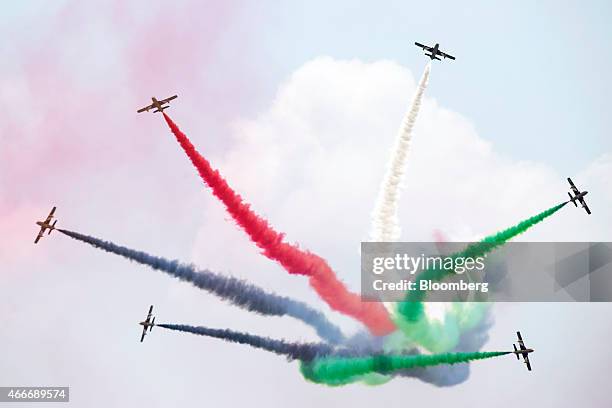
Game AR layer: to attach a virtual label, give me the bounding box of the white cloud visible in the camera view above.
[182,57,612,402]
[3,57,611,406]
[192,57,611,286]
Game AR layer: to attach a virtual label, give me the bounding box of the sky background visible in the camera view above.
[1,1,611,407]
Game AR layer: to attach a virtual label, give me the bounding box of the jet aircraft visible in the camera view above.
[137,95,178,113]
[512,331,534,371]
[139,305,156,342]
[34,207,57,244]
[567,177,591,214]
[414,42,455,61]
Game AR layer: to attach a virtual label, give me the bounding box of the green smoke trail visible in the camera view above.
[389,311,460,353]
[389,302,490,353]
[300,351,510,385]
[452,201,568,259]
[397,201,568,323]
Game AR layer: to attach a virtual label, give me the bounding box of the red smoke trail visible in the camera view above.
[162,113,396,335]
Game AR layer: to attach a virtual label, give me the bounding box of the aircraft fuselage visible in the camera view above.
[572,191,588,200]
[424,43,441,60]
[150,97,167,113]
[151,97,162,110]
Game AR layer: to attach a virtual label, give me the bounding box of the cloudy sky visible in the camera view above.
[1,1,611,407]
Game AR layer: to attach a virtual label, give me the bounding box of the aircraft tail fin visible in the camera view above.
[568,192,577,206]
[49,221,57,234]
[150,317,155,331]
[513,344,519,359]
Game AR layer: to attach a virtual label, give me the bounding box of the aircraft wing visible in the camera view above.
[34,228,45,244]
[579,198,592,215]
[147,305,153,319]
[159,95,177,104]
[439,51,456,60]
[414,42,432,51]
[524,354,532,371]
[516,331,527,349]
[44,207,56,223]
[567,178,580,194]
[137,104,153,113]
[140,327,147,342]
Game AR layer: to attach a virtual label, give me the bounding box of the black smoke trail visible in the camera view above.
[58,228,344,343]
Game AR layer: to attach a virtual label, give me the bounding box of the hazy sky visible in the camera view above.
[1,1,610,407]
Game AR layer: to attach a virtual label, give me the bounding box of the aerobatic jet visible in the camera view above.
[567,177,591,214]
[137,95,177,113]
[512,331,534,371]
[414,42,455,61]
[34,206,58,244]
[139,305,156,342]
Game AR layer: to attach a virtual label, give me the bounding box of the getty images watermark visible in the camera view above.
[360,242,612,302]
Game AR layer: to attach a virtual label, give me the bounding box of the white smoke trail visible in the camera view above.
[369,63,431,242]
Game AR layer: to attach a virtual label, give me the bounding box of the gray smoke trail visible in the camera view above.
[158,324,371,361]
[58,228,344,343]
[370,63,431,242]
[159,319,493,387]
